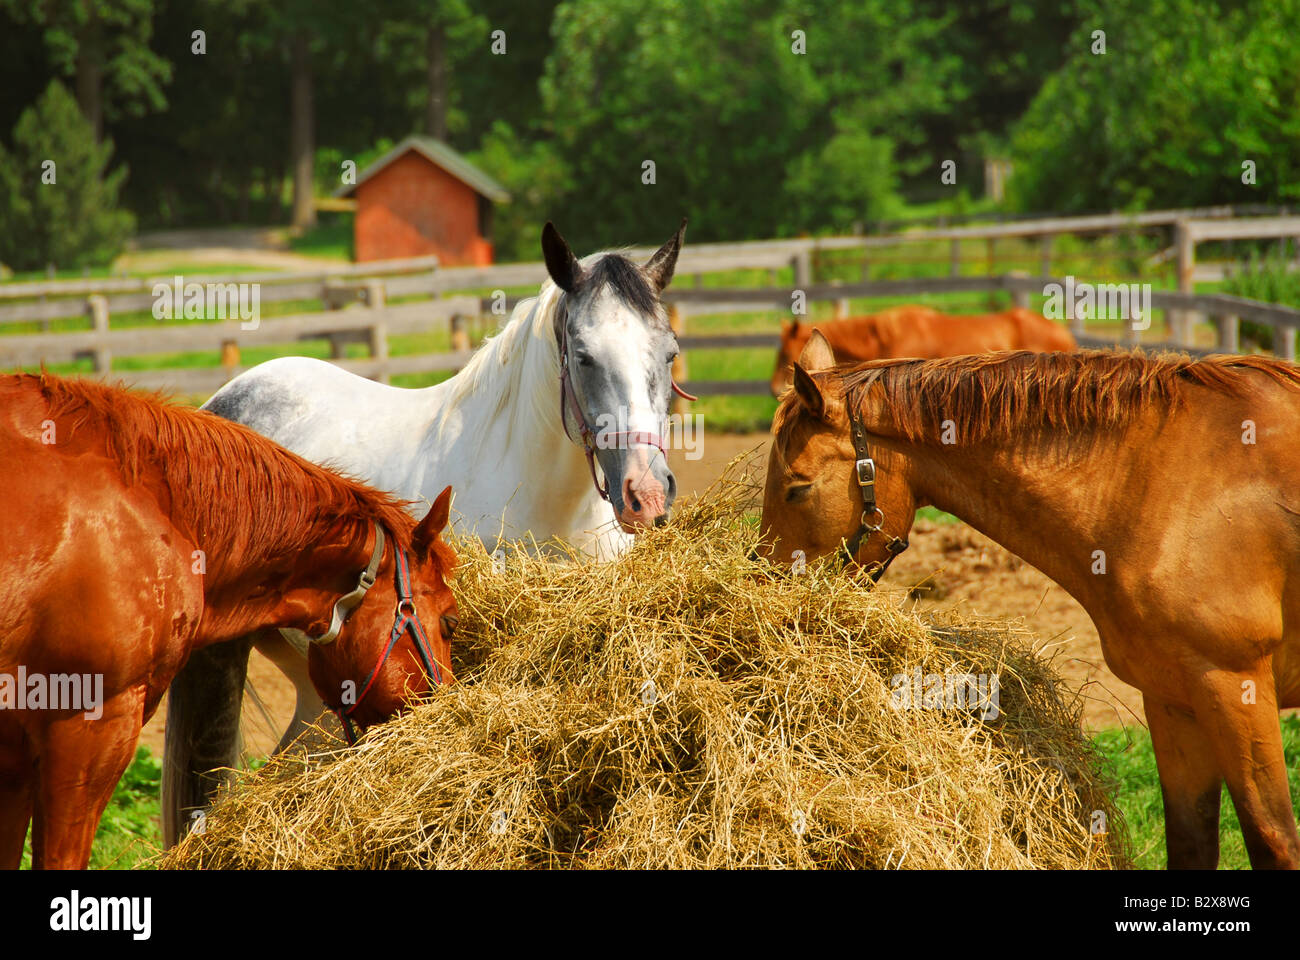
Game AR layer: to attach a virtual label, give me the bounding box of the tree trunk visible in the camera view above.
[76,16,105,142]
[289,31,317,230]
[424,23,446,141]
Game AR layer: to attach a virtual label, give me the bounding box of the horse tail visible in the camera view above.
[161,634,255,847]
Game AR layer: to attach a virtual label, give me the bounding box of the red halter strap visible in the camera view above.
[330,533,446,746]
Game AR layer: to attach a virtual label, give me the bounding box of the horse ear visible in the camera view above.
[542,221,583,293]
[791,363,826,420]
[644,217,687,292]
[413,485,453,556]
[798,328,835,372]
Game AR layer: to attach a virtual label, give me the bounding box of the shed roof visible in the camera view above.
[334,135,510,204]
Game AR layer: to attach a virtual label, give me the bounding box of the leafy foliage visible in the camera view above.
[1007,0,1300,212]
[0,81,134,270]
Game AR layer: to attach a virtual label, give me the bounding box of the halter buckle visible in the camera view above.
[855,457,876,488]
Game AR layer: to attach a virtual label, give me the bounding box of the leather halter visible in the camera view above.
[556,298,697,502]
[308,522,446,745]
[839,411,910,581]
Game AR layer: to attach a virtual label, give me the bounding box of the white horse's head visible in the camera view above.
[543,219,687,533]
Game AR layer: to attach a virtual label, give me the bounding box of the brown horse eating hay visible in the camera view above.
[760,330,1300,869]
[0,372,458,868]
[770,307,1077,396]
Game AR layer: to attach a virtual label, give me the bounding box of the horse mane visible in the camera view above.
[830,350,1300,444]
[433,250,664,449]
[432,277,566,450]
[30,372,422,577]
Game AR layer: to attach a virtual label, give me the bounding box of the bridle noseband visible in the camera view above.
[839,410,910,580]
[307,522,447,745]
[556,298,696,502]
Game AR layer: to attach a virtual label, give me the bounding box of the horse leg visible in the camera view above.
[161,634,254,847]
[30,688,144,869]
[0,783,31,869]
[255,629,325,755]
[1192,666,1300,869]
[0,728,33,869]
[1145,696,1223,869]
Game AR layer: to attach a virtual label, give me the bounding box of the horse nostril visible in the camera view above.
[654,514,667,528]
[631,495,642,513]
[665,472,676,499]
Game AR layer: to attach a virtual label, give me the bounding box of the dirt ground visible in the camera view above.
[138,429,1143,759]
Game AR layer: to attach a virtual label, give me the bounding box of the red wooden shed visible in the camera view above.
[335,135,510,265]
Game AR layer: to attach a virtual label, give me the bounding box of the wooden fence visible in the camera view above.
[3,267,1298,399]
[2,211,1299,399]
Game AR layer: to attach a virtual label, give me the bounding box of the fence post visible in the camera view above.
[1173,218,1196,345]
[323,280,348,359]
[364,280,389,383]
[949,239,961,277]
[220,340,241,379]
[1277,325,1297,362]
[87,295,110,374]
[792,251,811,290]
[1121,307,1143,347]
[449,313,470,353]
[834,297,850,320]
[669,304,687,417]
[986,238,998,307]
[1007,271,1029,309]
[1214,313,1239,353]
[1039,234,1053,277]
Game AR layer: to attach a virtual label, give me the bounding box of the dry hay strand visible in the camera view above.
[164,454,1130,870]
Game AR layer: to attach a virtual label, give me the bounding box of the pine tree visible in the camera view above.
[0,80,134,272]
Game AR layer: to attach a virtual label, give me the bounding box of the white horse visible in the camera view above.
[162,220,690,844]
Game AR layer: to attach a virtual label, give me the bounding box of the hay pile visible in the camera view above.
[164,456,1128,869]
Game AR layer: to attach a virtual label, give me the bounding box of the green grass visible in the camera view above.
[289,215,354,260]
[1094,714,1300,870]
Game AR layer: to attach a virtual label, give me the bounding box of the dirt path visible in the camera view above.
[116,226,347,275]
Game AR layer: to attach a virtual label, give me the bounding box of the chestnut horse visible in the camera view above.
[0,372,458,868]
[770,307,1076,395]
[760,331,1300,869]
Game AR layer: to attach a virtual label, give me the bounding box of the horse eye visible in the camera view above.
[667,351,678,365]
[785,484,812,503]
[439,613,459,637]
[576,352,594,367]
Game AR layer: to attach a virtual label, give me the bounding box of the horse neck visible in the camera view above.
[890,423,1134,592]
[197,514,374,645]
[430,288,608,529]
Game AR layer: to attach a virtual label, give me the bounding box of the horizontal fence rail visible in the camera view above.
[3,210,1299,402]
[3,265,1296,400]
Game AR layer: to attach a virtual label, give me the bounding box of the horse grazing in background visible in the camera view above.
[759,332,1300,869]
[164,219,692,844]
[0,372,457,868]
[769,306,1076,395]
